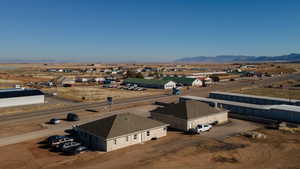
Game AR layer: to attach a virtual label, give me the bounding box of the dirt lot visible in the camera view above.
[233,85,300,100]
[0,104,159,139]
[0,128,299,169]
[0,96,76,116]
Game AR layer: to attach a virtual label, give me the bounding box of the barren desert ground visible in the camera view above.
[0,128,299,169]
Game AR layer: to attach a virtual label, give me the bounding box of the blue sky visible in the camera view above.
[0,0,299,62]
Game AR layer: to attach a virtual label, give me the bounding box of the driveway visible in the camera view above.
[200,118,262,140]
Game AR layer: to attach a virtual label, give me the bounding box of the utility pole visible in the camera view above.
[107,96,113,112]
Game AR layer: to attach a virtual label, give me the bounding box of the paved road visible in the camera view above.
[0,94,172,123]
[0,106,154,147]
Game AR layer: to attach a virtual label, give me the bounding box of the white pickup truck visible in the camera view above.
[196,124,212,132]
[188,124,212,134]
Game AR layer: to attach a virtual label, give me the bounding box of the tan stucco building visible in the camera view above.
[76,113,168,152]
[151,100,228,131]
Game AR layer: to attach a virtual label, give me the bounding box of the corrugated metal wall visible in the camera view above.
[0,95,44,108]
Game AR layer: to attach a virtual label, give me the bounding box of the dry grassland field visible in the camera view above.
[236,88,300,100]
[43,87,166,102]
[0,129,299,169]
[233,79,300,100]
[0,102,68,116]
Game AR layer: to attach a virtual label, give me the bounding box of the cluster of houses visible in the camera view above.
[123,76,213,89]
[46,68,124,74]
[41,64,275,90]
[35,74,213,89]
[75,98,228,152]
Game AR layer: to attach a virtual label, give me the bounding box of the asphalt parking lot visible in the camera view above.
[200,118,262,140]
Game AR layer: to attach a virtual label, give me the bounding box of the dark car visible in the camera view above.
[185,128,198,135]
[60,141,81,151]
[67,113,80,121]
[51,137,74,148]
[63,146,88,155]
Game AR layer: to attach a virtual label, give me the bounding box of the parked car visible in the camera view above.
[128,86,135,90]
[51,137,74,148]
[67,113,80,121]
[110,84,118,88]
[196,124,212,132]
[60,141,81,152]
[186,124,212,135]
[49,118,61,124]
[63,146,88,155]
[47,135,64,145]
[209,121,218,126]
[186,128,199,135]
[103,84,111,88]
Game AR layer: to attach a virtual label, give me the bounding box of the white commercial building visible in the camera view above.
[77,113,168,152]
[151,100,228,131]
[0,88,45,108]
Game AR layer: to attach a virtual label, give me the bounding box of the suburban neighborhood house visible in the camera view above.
[162,77,203,87]
[151,100,228,131]
[76,113,169,152]
[123,78,176,89]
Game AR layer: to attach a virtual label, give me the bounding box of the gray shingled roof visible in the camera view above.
[156,100,224,120]
[79,113,168,139]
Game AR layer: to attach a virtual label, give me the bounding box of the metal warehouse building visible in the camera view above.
[0,88,45,108]
[180,96,300,124]
[209,91,300,106]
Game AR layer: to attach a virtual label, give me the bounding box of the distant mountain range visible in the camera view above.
[175,53,300,63]
[0,59,58,63]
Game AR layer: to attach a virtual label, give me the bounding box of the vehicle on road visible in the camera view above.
[49,118,61,124]
[66,113,79,121]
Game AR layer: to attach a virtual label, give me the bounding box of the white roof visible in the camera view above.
[0,88,25,93]
[180,96,264,109]
[266,104,300,112]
